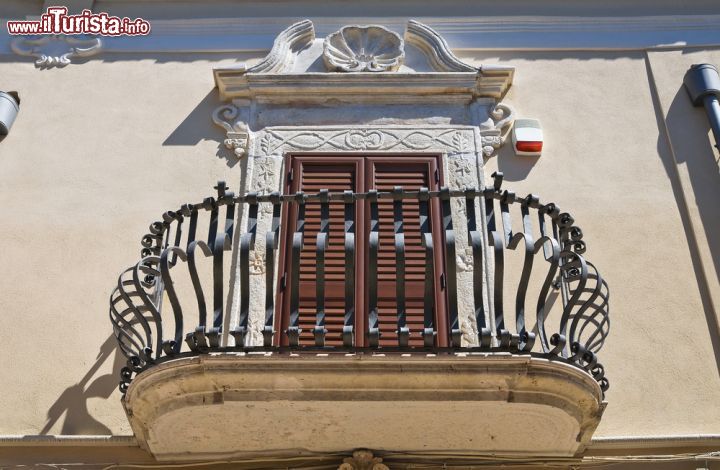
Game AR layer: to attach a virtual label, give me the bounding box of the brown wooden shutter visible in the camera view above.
[370,162,435,347]
[297,164,358,346]
[279,155,446,348]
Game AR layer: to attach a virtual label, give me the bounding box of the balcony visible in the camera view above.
[109,172,609,462]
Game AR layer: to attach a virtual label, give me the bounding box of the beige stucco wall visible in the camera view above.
[0,54,251,435]
[470,49,720,436]
[0,48,718,441]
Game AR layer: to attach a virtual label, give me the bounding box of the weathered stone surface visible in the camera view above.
[124,353,605,461]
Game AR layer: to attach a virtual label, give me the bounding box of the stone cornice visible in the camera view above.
[214,71,513,103]
[213,20,514,103]
[4,14,718,58]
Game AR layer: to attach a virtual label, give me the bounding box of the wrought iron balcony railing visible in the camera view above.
[110,172,609,395]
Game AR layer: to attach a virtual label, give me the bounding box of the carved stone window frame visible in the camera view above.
[210,19,515,346]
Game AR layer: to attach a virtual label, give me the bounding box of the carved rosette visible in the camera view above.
[323,25,404,72]
[338,450,390,470]
[212,104,252,157]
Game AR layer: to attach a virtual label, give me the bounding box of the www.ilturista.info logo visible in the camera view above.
[7,6,151,36]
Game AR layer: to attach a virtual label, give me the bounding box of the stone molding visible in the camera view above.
[123,354,605,461]
[212,102,514,160]
[10,35,102,68]
[247,19,315,74]
[34,15,720,54]
[405,20,474,73]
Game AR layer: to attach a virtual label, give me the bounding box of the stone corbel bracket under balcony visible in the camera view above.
[124,353,605,462]
[211,19,515,159]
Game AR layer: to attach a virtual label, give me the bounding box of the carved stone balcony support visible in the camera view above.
[124,353,605,462]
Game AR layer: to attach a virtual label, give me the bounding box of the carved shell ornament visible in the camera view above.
[323,25,404,72]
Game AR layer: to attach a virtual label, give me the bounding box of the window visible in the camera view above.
[277,155,449,347]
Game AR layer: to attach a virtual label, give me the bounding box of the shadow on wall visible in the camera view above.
[40,335,124,435]
[162,88,241,169]
[490,134,540,181]
[647,58,720,376]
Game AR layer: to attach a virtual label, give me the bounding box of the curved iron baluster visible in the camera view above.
[569,261,610,354]
[131,256,163,361]
[533,241,560,354]
[263,192,282,347]
[164,211,184,267]
[485,173,510,348]
[550,249,589,358]
[464,188,491,348]
[313,190,330,347]
[498,188,519,348]
[533,202,561,353]
[201,196,221,347]
[206,183,235,348]
[233,193,258,348]
[159,246,188,356]
[342,190,355,347]
[183,204,210,353]
[419,188,436,348]
[506,194,537,352]
[392,187,409,348]
[440,187,461,348]
[287,192,306,347]
[367,190,380,348]
[110,269,151,360]
[109,302,146,359]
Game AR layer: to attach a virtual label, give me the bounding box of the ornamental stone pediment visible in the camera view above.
[213,19,513,103]
[211,19,515,160]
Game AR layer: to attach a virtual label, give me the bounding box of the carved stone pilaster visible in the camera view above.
[338,450,389,470]
[212,103,252,158]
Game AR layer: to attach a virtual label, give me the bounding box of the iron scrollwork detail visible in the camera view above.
[109,177,610,395]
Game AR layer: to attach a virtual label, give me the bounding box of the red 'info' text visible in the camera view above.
[8,6,151,36]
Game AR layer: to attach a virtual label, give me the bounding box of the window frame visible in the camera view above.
[275,153,448,348]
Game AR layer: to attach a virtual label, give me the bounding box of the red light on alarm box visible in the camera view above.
[515,141,543,153]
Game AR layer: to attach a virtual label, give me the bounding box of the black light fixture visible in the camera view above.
[0,91,19,135]
[683,63,720,151]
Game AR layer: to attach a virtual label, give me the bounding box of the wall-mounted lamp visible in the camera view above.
[512,118,543,156]
[0,91,20,135]
[683,63,720,150]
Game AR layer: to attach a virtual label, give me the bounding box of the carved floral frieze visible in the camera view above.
[257,127,476,155]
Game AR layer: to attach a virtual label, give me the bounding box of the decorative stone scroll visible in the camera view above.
[212,103,252,158]
[11,35,102,68]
